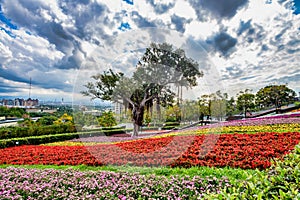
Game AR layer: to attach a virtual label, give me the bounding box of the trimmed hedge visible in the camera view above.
[76,126,127,132]
[100,126,126,131]
[0,128,130,148]
[162,122,180,130]
[162,126,177,130]
[78,129,130,138]
[0,133,78,148]
[0,124,76,140]
[141,127,160,131]
[164,122,180,126]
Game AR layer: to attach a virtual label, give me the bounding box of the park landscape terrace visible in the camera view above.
[0,111,300,199]
[1,0,300,198]
[1,41,300,198]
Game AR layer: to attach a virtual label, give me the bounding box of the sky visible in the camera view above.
[0,0,299,104]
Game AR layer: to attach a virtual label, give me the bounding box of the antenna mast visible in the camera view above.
[29,77,32,99]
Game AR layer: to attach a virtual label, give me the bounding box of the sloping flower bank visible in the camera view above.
[173,132,300,169]
[0,167,231,199]
[222,113,300,126]
[1,132,300,169]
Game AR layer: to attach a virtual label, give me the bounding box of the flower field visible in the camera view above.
[1,114,300,199]
[1,132,300,169]
[0,167,230,199]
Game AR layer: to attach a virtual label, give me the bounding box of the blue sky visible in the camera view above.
[0,0,299,103]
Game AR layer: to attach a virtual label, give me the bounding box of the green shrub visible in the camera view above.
[0,133,79,148]
[36,116,58,125]
[0,128,130,148]
[161,122,180,130]
[164,122,180,126]
[141,127,159,131]
[161,126,176,130]
[98,111,117,127]
[100,126,125,131]
[0,124,76,140]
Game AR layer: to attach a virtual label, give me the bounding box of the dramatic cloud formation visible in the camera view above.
[0,0,299,103]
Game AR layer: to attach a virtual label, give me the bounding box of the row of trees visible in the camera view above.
[145,84,296,123]
[236,85,296,117]
[102,83,297,129]
[195,84,297,120]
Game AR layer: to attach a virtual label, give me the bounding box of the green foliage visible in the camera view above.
[29,112,52,118]
[198,91,229,121]
[236,89,256,118]
[72,112,98,127]
[81,69,124,101]
[161,126,176,130]
[198,94,211,116]
[226,96,236,116]
[17,118,35,127]
[98,111,117,127]
[0,132,79,148]
[164,122,180,126]
[0,124,76,140]
[0,106,26,118]
[162,121,180,130]
[79,128,127,137]
[143,112,151,125]
[55,106,73,116]
[36,115,58,125]
[165,105,181,122]
[294,101,300,106]
[179,100,200,122]
[0,128,128,148]
[0,112,80,140]
[54,113,73,124]
[256,84,296,108]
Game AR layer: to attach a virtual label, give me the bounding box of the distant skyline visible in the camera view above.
[0,0,299,103]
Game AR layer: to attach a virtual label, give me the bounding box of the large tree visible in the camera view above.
[209,91,227,121]
[82,42,203,136]
[256,84,296,109]
[197,91,228,121]
[236,89,255,118]
[197,94,212,118]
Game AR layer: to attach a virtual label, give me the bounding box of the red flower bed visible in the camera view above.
[172,132,300,169]
[1,132,300,169]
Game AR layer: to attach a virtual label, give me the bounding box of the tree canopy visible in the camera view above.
[256,85,296,108]
[236,89,256,118]
[98,111,117,127]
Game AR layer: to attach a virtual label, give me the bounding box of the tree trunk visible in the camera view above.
[131,105,144,137]
[150,105,153,118]
[177,86,180,105]
[132,123,140,137]
[156,99,161,121]
[180,85,183,105]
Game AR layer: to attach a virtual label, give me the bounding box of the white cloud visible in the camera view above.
[185,20,220,39]
[172,1,196,19]
[0,0,299,102]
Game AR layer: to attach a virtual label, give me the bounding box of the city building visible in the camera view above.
[24,98,39,107]
[114,102,124,116]
[0,98,39,107]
